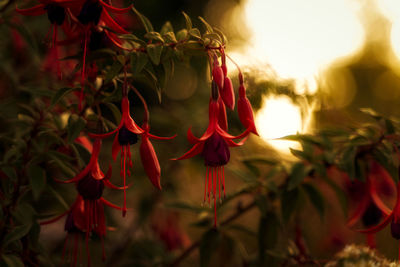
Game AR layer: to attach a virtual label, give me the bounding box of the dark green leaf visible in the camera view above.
[131,7,153,32]
[50,87,76,107]
[200,229,221,267]
[321,175,348,216]
[2,224,32,248]
[103,102,122,124]
[288,162,311,190]
[146,44,163,65]
[302,183,325,219]
[162,31,177,43]
[27,165,46,201]
[105,60,123,83]
[281,188,299,223]
[67,114,86,143]
[1,254,24,267]
[259,212,279,264]
[131,52,148,75]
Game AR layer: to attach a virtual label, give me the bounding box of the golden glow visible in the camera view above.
[377,0,400,61]
[226,0,364,152]
[241,0,364,81]
[255,95,307,154]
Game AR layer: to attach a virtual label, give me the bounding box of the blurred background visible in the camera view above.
[3,0,400,265]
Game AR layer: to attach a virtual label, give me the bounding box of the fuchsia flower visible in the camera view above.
[237,72,258,135]
[345,161,395,247]
[140,122,176,190]
[174,81,251,227]
[89,97,143,216]
[42,139,123,266]
[90,95,175,216]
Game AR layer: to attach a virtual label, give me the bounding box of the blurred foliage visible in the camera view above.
[1,0,400,267]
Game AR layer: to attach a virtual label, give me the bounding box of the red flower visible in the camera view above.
[174,82,250,227]
[140,122,176,190]
[237,76,258,135]
[89,97,143,216]
[345,161,395,247]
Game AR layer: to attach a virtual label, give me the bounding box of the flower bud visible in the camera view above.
[221,76,235,110]
[217,97,228,131]
[212,63,224,89]
[238,96,258,135]
[140,136,161,190]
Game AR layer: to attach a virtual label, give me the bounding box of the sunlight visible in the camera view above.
[255,95,305,154]
[242,0,364,81]
[376,0,400,61]
[228,0,364,152]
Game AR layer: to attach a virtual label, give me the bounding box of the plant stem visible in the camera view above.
[170,200,256,266]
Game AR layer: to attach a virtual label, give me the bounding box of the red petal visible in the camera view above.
[16,4,46,16]
[173,142,205,160]
[100,10,129,34]
[111,132,121,161]
[212,65,224,89]
[140,137,161,190]
[39,209,69,225]
[238,97,258,135]
[187,127,201,144]
[369,178,392,216]
[217,98,228,131]
[346,196,370,227]
[147,132,176,140]
[104,179,128,190]
[356,213,393,234]
[88,127,119,139]
[101,197,124,210]
[99,0,132,14]
[221,77,235,110]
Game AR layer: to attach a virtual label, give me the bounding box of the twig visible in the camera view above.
[169,200,257,266]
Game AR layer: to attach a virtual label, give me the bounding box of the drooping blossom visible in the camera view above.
[237,72,258,135]
[174,81,250,227]
[43,139,123,266]
[219,49,235,110]
[345,161,395,248]
[140,122,176,190]
[89,98,143,216]
[16,0,81,78]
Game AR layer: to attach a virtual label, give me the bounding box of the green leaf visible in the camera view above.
[198,16,213,33]
[372,147,399,183]
[146,44,163,65]
[2,224,32,248]
[67,114,86,143]
[200,229,221,267]
[339,146,357,180]
[144,31,164,43]
[162,59,174,89]
[182,11,192,30]
[131,52,148,75]
[103,102,122,124]
[189,28,202,39]
[321,175,348,216]
[258,212,280,264]
[176,29,188,42]
[214,27,227,44]
[203,33,222,44]
[302,183,325,219]
[105,60,123,83]
[50,87,76,107]
[360,108,382,120]
[281,188,299,223]
[162,32,177,43]
[160,21,174,35]
[27,165,46,201]
[287,162,311,190]
[1,254,24,267]
[132,7,153,32]
[143,68,161,102]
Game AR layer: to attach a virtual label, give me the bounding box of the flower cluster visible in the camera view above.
[174,48,258,227]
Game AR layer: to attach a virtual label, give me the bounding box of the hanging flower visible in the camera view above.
[174,81,250,227]
[16,0,81,79]
[345,161,395,248]
[89,97,143,216]
[42,139,124,266]
[140,122,176,190]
